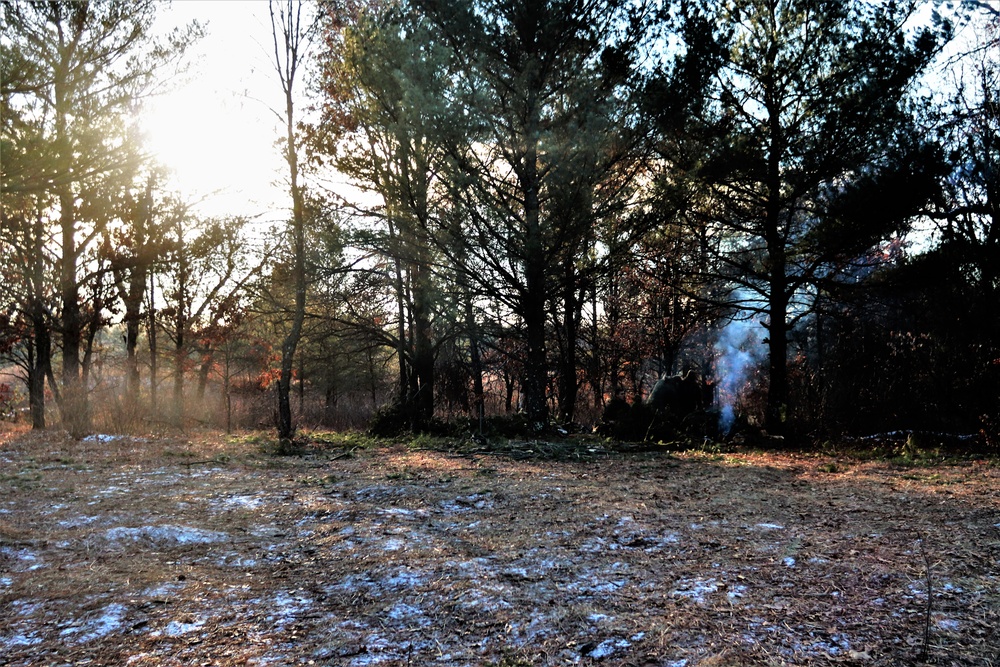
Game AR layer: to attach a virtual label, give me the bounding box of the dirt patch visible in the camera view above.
[1,430,998,666]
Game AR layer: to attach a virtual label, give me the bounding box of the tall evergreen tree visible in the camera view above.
[1,0,199,435]
[697,0,949,434]
[314,2,458,424]
[417,0,651,423]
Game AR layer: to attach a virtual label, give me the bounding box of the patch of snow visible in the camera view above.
[82,434,121,443]
[756,523,784,530]
[11,600,42,616]
[630,631,646,641]
[269,590,312,628]
[380,507,428,519]
[1,546,37,562]
[534,557,570,573]
[184,467,224,478]
[438,493,494,513]
[0,577,12,586]
[508,613,557,646]
[727,584,748,601]
[1,631,42,648]
[665,661,689,667]
[0,546,43,572]
[381,567,427,591]
[327,574,374,596]
[344,633,419,666]
[672,577,719,603]
[503,567,530,579]
[567,578,627,595]
[587,613,613,623]
[382,538,405,551]
[935,617,961,631]
[164,618,206,636]
[783,557,796,567]
[217,553,259,568]
[385,602,431,627]
[640,533,681,551]
[579,536,608,553]
[58,515,101,528]
[458,589,512,612]
[452,558,494,577]
[104,524,228,545]
[588,637,631,659]
[61,603,128,643]
[216,495,265,510]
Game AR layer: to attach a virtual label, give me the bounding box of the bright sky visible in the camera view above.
[143,0,293,223]
[139,0,997,229]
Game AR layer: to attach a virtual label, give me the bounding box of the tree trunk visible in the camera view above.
[520,108,549,424]
[557,260,579,422]
[764,98,789,435]
[173,329,185,425]
[197,347,213,401]
[148,273,158,417]
[522,266,548,423]
[394,256,409,406]
[122,248,148,400]
[53,34,88,437]
[223,349,232,434]
[464,291,485,428]
[59,189,88,437]
[29,326,48,430]
[765,290,789,434]
[589,281,602,411]
[411,261,434,422]
[28,212,48,430]
[276,75,306,446]
[81,270,105,394]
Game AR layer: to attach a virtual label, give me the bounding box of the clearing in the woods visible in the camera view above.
[0,429,997,666]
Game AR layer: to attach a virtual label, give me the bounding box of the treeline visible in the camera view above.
[1,0,997,446]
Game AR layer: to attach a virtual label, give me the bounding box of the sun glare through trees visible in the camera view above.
[2,2,1000,666]
[1,0,998,448]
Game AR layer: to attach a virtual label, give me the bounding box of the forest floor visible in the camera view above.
[1,427,998,667]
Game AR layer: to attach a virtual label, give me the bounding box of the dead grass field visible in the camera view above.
[1,427,998,666]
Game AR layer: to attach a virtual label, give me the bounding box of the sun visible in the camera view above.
[141,1,288,219]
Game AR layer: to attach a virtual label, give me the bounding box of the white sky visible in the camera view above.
[143,0,294,223]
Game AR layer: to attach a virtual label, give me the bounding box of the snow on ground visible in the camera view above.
[104,524,229,545]
[0,441,997,666]
[59,603,129,644]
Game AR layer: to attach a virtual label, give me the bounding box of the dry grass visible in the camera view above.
[1,428,998,666]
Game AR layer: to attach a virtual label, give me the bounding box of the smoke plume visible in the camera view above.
[714,314,766,435]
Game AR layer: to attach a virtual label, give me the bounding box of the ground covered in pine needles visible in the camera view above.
[1,427,998,666]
